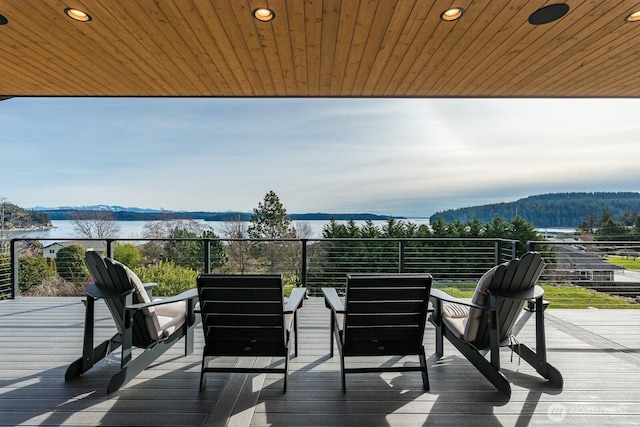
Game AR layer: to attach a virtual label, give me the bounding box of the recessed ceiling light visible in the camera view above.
[528,4,569,25]
[65,8,92,23]
[253,8,275,22]
[441,7,465,22]
[0,14,8,25]
[625,11,640,23]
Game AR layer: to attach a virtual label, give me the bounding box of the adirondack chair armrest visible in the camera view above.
[489,285,544,301]
[143,282,157,298]
[321,287,345,313]
[430,288,488,311]
[126,288,199,312]
[284,287,306,313]
[85,282,133,300]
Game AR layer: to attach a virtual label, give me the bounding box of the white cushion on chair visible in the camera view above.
[119,263,186,340]
[464,264,499,342]
[441,302,470,339]
[440,265,499,342]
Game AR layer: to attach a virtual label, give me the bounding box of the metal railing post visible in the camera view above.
[10,239,18,299]
[204,239,211,273]
[106,239,115,258]
[494,240,501,266]
[399,240,406,272]
[301,239,308,287]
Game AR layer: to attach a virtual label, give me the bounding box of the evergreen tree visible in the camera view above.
[248,191,296,273]
[248,191,295,239]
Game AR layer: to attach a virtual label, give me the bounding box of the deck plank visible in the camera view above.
[1,297,640,426]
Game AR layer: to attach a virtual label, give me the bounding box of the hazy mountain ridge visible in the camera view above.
[32,206,397,222]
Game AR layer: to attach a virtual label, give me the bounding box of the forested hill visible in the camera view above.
[429,192,640,228]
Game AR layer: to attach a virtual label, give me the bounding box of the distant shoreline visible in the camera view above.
[37,210,405,222]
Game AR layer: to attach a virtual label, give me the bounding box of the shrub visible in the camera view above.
[56,245,89,284]
[18,256,56,292]
[114,242,143,268]
[23,276,85,296]
[134,261,197,296]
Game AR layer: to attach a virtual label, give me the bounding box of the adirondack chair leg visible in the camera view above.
[340,352,346,393]
[419,345,430,391]
[430,299,444,357]
[184,298,197,356]
[329,311,335,358]
[66,296,121,380]
[443,324,511,397]
[108,332,186,393]
[284,348,290,393]
[200,355,209,391]
[510,296,563,387]
[489,296,500,371]
[293,311,299,358]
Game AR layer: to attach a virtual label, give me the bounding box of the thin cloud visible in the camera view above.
[2,98,639,216]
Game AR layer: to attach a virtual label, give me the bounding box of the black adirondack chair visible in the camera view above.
[65,250,199,393]
[429,251,563,397]
[322,273,433,392]
[196,274,306,392]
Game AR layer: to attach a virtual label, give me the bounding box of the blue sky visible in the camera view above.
[2,97,639,217]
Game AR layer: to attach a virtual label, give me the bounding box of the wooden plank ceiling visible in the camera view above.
[0,0,639,97]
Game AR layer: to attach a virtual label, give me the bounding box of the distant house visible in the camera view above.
[43,241,106,259]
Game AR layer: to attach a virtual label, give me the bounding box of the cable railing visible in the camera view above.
[528,240,640,296]
[5,236,640,301]
[4,237,517,299]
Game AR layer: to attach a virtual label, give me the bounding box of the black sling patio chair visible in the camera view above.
[429,251,563,397]
[196,274,306,392]
[322,273,433,392]
[65,250,199,394]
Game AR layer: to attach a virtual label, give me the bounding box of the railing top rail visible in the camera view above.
[11,237,518,243]
[529,240,640,245]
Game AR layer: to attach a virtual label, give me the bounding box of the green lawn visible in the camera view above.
[435,283,639,309]
[604,255,640,270]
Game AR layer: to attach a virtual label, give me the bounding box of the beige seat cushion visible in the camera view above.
[440,264,499,343]
[464,265,499,342]
[119,262,186,340]
[441,301,471,339]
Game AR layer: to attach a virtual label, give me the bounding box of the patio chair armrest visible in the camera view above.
[322,287,344,313]
[490,285,544,301]
[85,282,132,299]
[143,282,157,288]
[126,288,199,311]
[430,288,488,310]
[143,282,157,297]
[284,287,306,313]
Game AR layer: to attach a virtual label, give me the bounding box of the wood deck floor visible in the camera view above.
[1,297,640,426]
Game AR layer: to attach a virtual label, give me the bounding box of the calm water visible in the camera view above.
[16,218,432,241]
[13,219,575,242]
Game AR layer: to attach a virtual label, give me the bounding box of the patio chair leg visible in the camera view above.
[284,350,290,393]
[200,355,209,392]
[444,325,511,397]
[435,323,444,357]
[340,353,346,393]
[511,344,564,387]
[419,346,430,391]
[329,311,335,358]
[293,311,299,358]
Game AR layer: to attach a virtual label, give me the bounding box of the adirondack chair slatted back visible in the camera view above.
[197,274,287,357]
[84,251,155,348]
[343,274,432,356]
[468,252,545,348]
